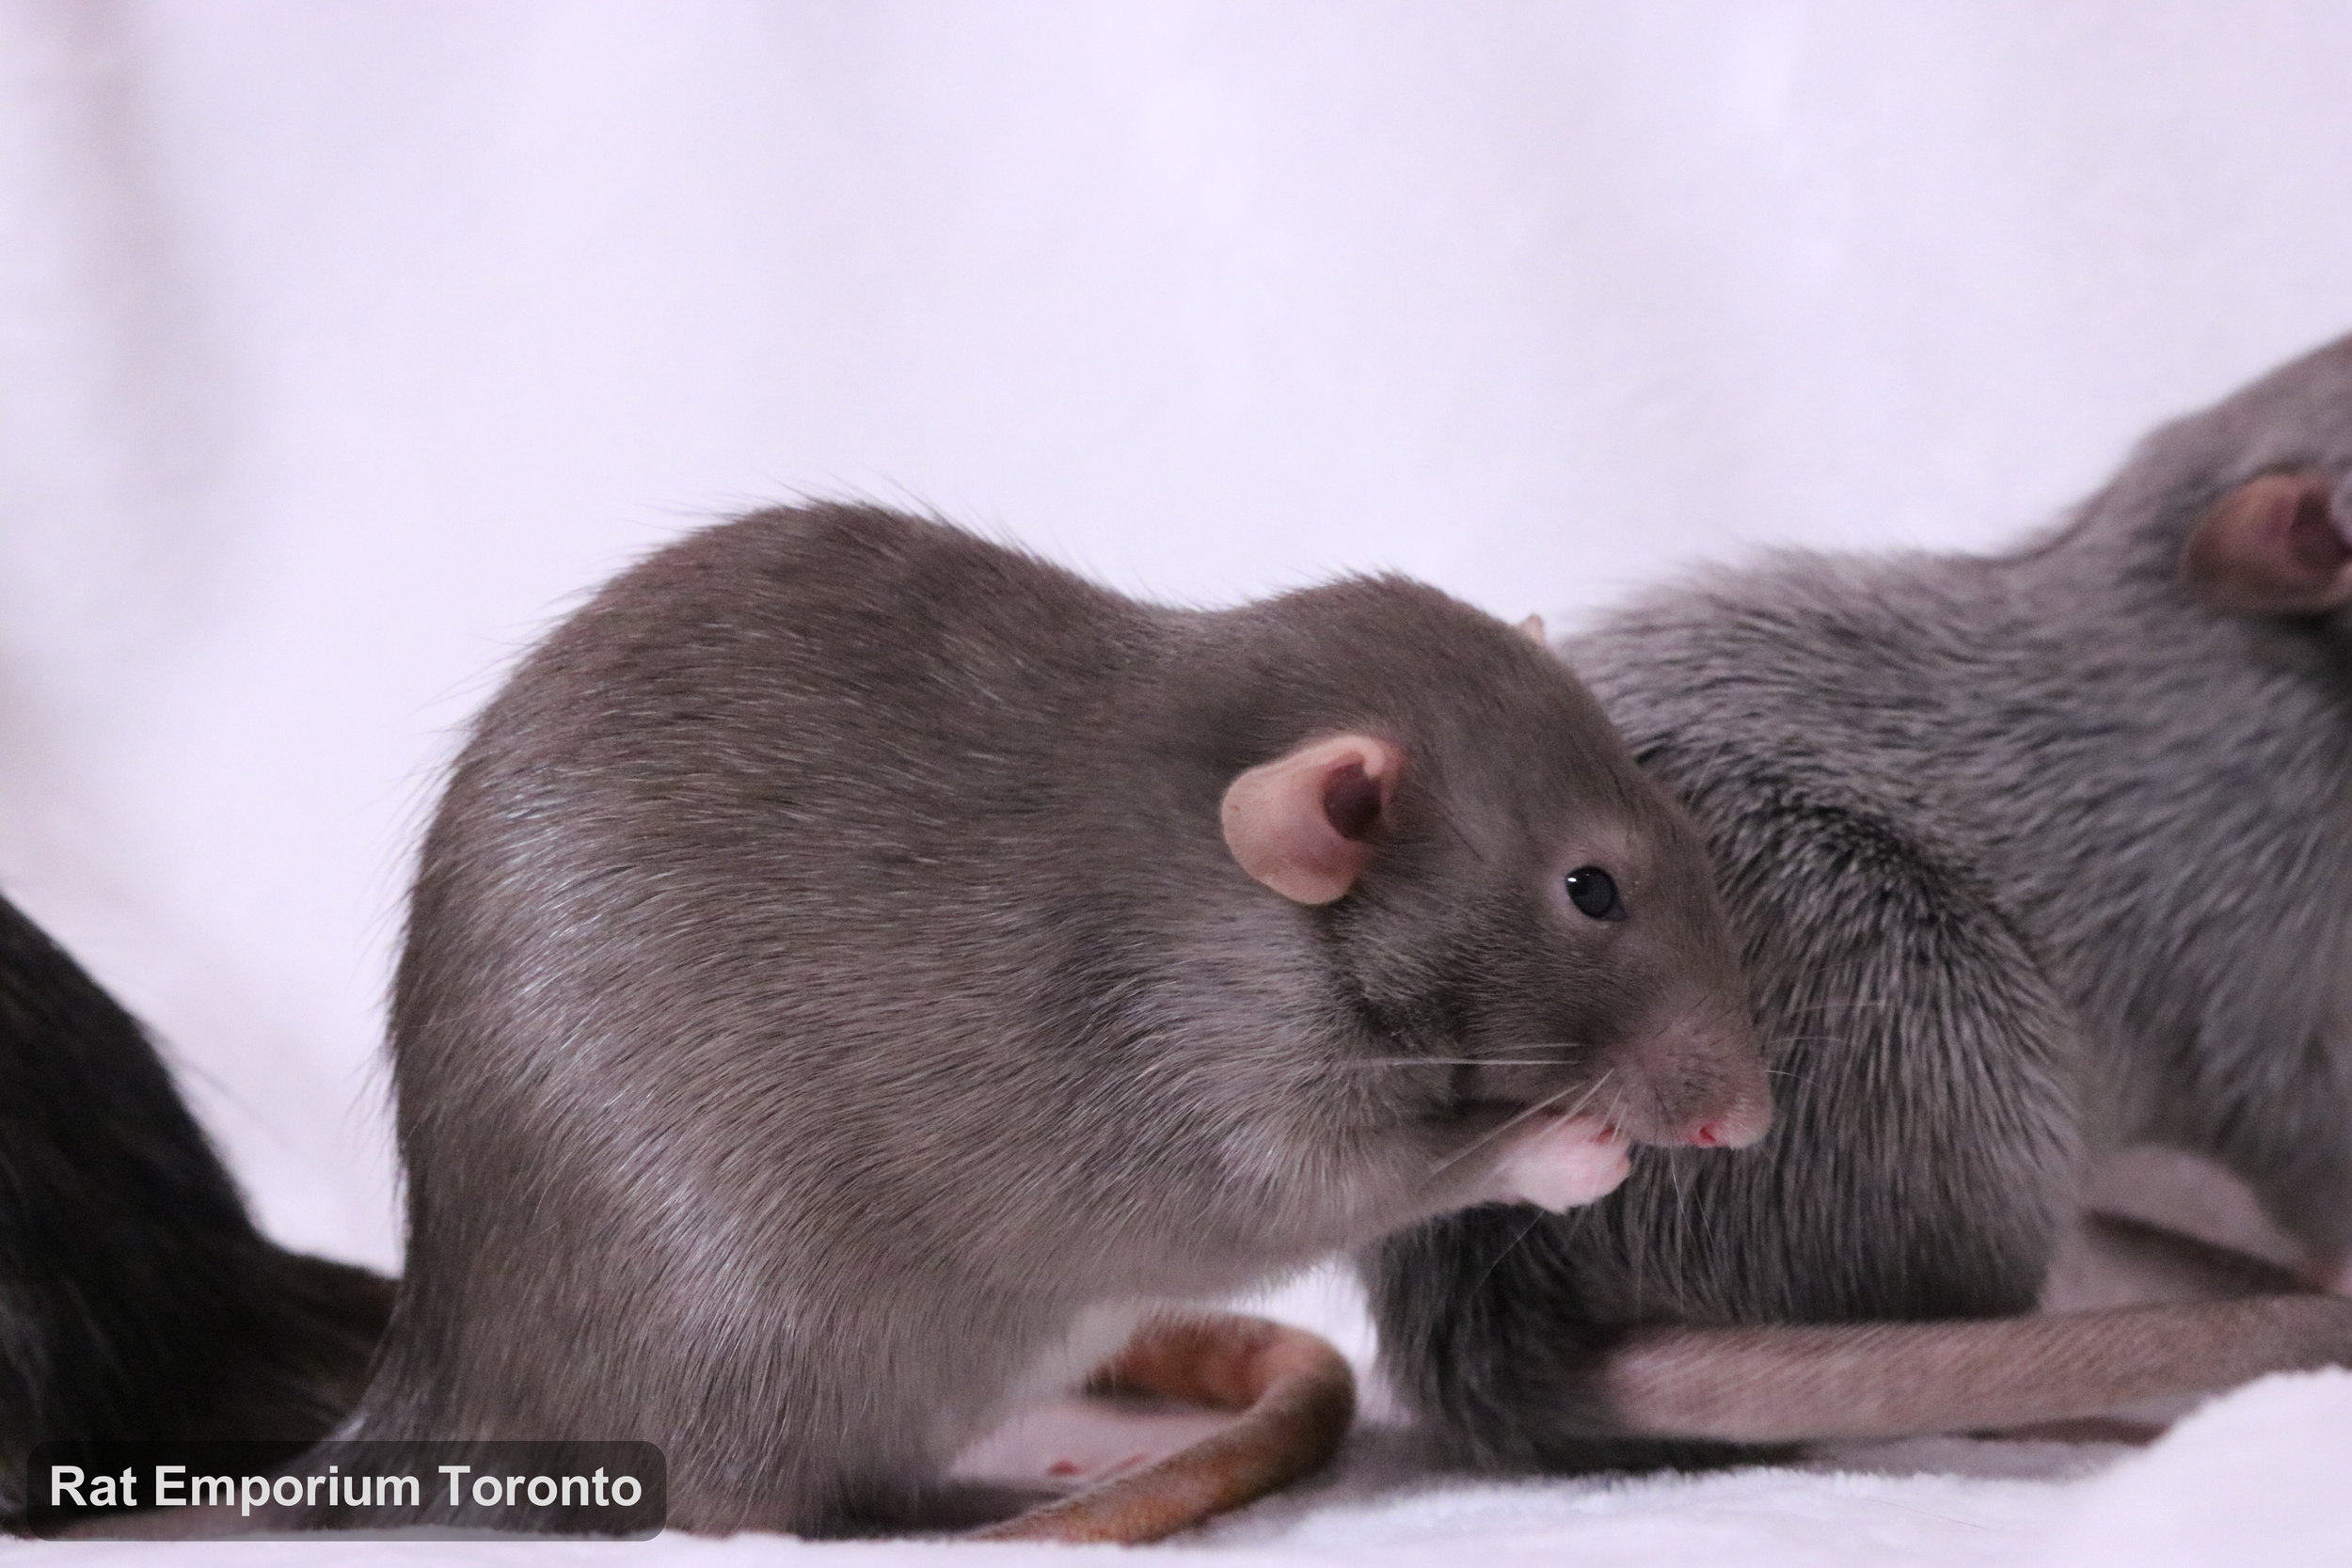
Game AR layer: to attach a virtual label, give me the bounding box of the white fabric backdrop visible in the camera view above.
[5,4,2351,1561]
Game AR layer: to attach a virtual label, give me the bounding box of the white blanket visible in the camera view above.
[43,1370,2352,1564]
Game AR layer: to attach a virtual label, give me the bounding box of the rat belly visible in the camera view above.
[1482,1116,1631,1212]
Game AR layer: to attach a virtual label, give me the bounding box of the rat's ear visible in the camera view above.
[2181,471,2352,616]
[1517,613,1548,647]
[1220,734,1404,905]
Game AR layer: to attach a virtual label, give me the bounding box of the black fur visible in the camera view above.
[0,892,389,1528]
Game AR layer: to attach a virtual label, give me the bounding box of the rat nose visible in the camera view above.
[1629,1007,1773,1149]
[1678,1096,1772,1148]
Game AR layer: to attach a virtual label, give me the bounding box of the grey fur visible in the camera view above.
[344,504,1767,1533]
[1369,332,2352,1467]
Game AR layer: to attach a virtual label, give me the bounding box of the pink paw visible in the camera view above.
[1483,1115,1631,1212]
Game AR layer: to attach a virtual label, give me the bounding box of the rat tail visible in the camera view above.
[1462,1215,2352,1454]
[971,1313,1356,1545]
[1582,1288,2352,1445]
[0,889,391,1532]
[1559,1216,2352,1446]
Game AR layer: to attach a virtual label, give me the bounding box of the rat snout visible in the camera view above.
[1616,1009,1774,1151]
[1677,1090,1772,1149]
[1440,1022,1766,1214]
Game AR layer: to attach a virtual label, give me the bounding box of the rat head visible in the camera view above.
[2084,331,2352,633]
[1209,581,1772,1217]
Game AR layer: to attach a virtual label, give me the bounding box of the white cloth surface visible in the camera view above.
[37,1372,2352,1564]
[5,4,2351,1562]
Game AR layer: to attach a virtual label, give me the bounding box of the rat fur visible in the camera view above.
[337,504,1772,1535]
[0,891,388,1530]
[1368,332,2352,1465]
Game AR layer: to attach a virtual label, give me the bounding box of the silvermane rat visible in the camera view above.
[340,503,1772,1538]
[1371,333,2352,1465]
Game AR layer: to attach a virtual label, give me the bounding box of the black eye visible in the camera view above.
[1565,866,1625,922]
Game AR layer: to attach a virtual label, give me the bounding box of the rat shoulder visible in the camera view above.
[1563,547,2016,796]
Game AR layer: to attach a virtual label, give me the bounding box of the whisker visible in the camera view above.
[1466,1209,1550,1297]
[1770,999,1897,1019]
[1426,1069,1616,1178]
[1664,1134,1692,1287]
[1336,1057,1587,1070]
[1323,1040,1597,1071]
[1622,1075,1648,1314]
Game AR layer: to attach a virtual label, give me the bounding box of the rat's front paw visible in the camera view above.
[1482,1115,1630,1212]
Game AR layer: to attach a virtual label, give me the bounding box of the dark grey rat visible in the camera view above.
[337,503,1772,1537]
[1369,332,2352,1465]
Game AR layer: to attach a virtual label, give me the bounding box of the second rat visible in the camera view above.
[1372,331,2352,1465]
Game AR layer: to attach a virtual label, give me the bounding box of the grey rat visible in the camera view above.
[339,503,1772,1536]
[1369,332,2352,1465]
[0,889,389,1530]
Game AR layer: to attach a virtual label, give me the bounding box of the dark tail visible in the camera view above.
[0,890,391,1529]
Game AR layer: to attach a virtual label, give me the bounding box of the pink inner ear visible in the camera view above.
[2285,486,2351,574]
[1322,763,1382,842]
[2184,472,2352,615]
[1220,734,1403,906]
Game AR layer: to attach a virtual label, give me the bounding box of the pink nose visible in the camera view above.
[1678,1099,1772,1149]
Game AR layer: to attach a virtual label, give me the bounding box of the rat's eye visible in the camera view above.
[1564,866,1626,922]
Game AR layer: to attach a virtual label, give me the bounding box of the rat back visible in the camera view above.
[1369,333,2352,1468]
[359,508,1233,1528]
